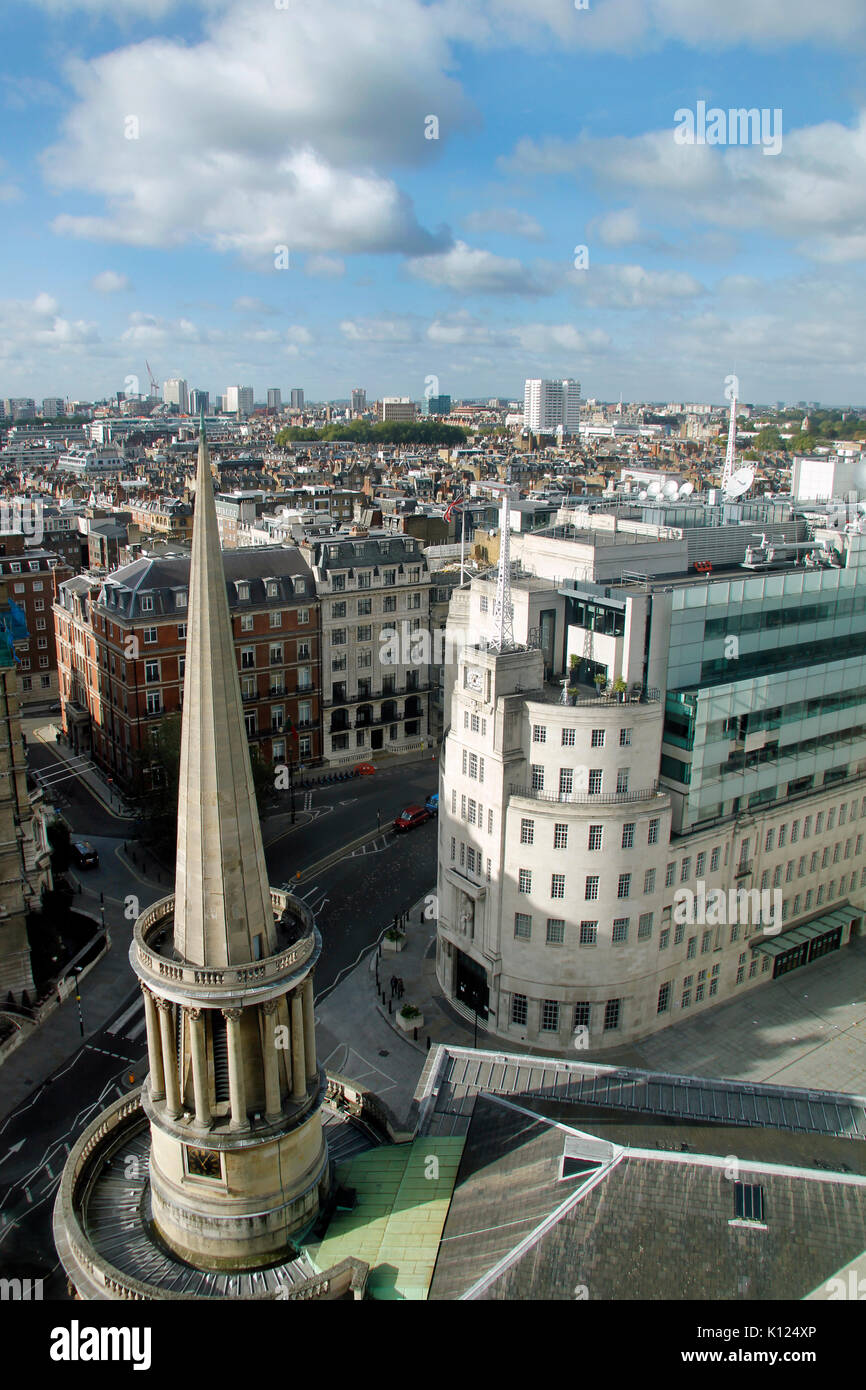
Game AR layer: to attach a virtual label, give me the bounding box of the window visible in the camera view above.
[358,651,371,669]
[659,928,670,950]
[541,1000,560,1032]
[648,818,660,845]
[588,769,602,794]
[357,597,372,616]
[479,596,488,614]
[532,725,546,743]
[617,873,631,899]
[559,768,573,797]
[701,930,712,953]
[687,936,697,959]
[357,571,371,589]
[146,691,161,715]
[616,769,629,794]
[612,918,628,943]
[603,999,621,1031]
[270,644,283,665]
[551,874,565,899]
[791,819,801,842]
[680,858,691,883]
[514,913,531,940]
[574,1002,591,1030]
[554,823,568,849]
[144,660,159,683]
[591,728,605,747]
[241,647,255,670]
[357,625,372,642]
[270,610,283,629]
[734,1183,764,1223]
[561,728,575,746]
[467,800,477,826]
[681,978,693,1009]
[297,608,309,625]
[531,764,544,791]
[143,626,157,644]
[519,818,534,846]
[696,852,706,877]
[588,824,603,851]
[657,982,671,1014]
[518,869,532,894]
[620,728,632,746]
[695,969,707,1002]
[665,863,676,887]
[709,962,720,996]
[765,829,774,852]
[177,623,187,639]
[579,921,598,945]
[710,846,720,872]
[638,911,654,939]
[585,875,599,900]
[140,595,153,611]
[546,918,565,945]
[511,994,528,1026]
[621,822,635,849]
[332,628,347,645]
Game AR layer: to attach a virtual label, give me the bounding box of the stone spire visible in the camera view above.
[172,413,276,966]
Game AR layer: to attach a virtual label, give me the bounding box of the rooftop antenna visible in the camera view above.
[489,486,516,651]
[722,387,737,493]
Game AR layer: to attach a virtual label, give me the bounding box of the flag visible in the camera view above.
[444,494,464,522]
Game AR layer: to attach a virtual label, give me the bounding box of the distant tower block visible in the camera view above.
[722,392,738,493]
[131,416,328,1269]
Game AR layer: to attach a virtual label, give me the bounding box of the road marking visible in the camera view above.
[107,998,144,1036]
[126,1015,148,1041]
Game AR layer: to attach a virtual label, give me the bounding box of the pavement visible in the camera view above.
[30,722,136,822]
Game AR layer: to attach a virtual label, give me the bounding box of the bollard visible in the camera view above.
[388,999,391,1014]
[426,1036,431,1050]
[413,1027,418,1041]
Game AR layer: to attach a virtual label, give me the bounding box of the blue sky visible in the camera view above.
[2,0,866,406]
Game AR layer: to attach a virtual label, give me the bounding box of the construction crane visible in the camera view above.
[145,360,160,398]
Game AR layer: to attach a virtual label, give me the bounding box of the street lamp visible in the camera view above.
[72,965,85,1038]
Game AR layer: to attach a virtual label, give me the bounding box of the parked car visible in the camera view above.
[424,792,439,816]
[71,840,99,869]
[393,804,430,833]
[354,762,376,776]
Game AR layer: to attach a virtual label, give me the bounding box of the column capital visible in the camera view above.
[187,1007,203,1022]
[155,997,174,1014]
[222,1007,243,1021]
[261,999,279,1016]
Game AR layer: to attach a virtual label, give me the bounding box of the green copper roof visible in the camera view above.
[305,1138,465,1300]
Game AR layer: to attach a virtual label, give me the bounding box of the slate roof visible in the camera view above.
[90,545,314,619]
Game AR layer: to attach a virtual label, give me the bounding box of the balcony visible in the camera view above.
[509,780,661,806]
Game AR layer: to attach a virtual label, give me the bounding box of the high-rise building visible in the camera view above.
[267,388,282,412]
[190,389,210,416]
[163,378,189,415]
[290,388,305,411]
[437,501,866,1053]
[225,385,254,417]
[523,379,581,437]
[3,399,36,422]
[351,388,366,416]
[41,397,64,419]
[424,394,451,416]
[55,422,337,1296]
[378,397,416,423]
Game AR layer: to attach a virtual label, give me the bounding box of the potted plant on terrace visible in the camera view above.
[613,677,628,702]
[396,1003,423,1032]
[383,926,407,954]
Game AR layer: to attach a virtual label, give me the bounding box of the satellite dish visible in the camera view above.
[647,481,662,497]
[638,490,648,500]
[663,480,679,498]
[679,481,694,497]
[724,466,755,500]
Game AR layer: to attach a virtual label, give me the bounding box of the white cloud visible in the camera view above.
[0,293,98,359]
[462,207,545,242]
[90,270,131,293]
[41,0,471,261]
[574,264,705,309]
[406,240,547,296]
[120,312,220,346]
[592,208,644,248]
[340,317,419,343]
[305,255,346,279]
[232,296,277,315]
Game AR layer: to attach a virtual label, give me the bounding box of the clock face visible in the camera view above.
[465,667,483,693]
[186,1147,221,1180]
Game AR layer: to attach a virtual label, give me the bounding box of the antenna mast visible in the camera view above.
[722,392,737,492]
[489,487,515,651]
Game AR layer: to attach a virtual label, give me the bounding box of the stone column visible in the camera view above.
[156,998,181,1119]
[142,987,165,1102]
[188,1008,212,1130]
[261,1000,282,1122]
[302,977,317,1085]
[290,990,306,1103]
[224,1008,249,1131]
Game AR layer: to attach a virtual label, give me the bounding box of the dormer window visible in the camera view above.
[174,589,187,609]
[140,594,153,612]
[267,581,279,598]
[237,582,250,601]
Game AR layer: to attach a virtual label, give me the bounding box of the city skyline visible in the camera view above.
[2,1,866,404]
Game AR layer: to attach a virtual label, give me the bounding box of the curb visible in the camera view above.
[293,824,391,884]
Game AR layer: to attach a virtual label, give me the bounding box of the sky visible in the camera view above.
[2,0,866,406]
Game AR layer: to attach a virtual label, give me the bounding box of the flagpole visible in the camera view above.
[460,504,466,587]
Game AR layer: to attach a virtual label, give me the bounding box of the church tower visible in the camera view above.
[131,415,328,1268]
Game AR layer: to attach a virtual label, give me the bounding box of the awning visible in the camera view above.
[751,906,855,958]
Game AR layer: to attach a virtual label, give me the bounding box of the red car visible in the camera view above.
[355,762,376,776]
[393,804,430,833]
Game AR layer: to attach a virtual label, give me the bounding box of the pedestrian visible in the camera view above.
[398,977,404,1000]
[390,975,397,998]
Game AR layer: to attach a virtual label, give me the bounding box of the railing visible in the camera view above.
[134,891,315,990]
[556,685,663,707]
[509,781,661,806]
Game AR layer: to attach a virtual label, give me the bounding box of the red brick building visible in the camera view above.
[0,534,72,706]
[54,546,321,793]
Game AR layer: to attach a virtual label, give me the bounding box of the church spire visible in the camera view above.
[172,418,276,966]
